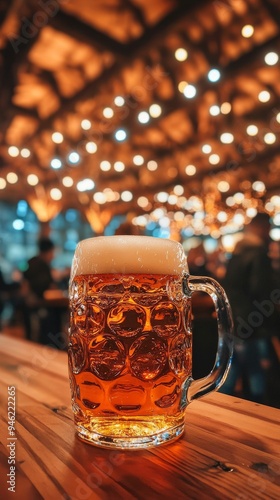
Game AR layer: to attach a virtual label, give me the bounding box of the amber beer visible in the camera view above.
[68,236,192,448]
[68,235,234,449]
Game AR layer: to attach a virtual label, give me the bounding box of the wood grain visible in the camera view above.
[0,335,280,500]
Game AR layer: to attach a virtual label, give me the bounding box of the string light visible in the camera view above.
[52,132,64,144]
[81,119,91,130]
[114,161,125,172]
[258,90,270,103]
[6,172,18,184]
[27,174,39,186]
[100,160,111,171]
[208,69,221,82]
[220,102,231,114]
[264,132,276,144]
[264,52,279,65]
[8,146,19,157]
[103,107,114,118]
[241,25,254,38]
[50,188,62,200]
[185,164,196,175]
[175,48,188,61]
[0,178,7,189]
[85,141,97,154]
[202,144,212,153]
[218,180,230,192]
[183,84,196,98]
[246,124,258,136]
[121,190,133,202]
[68,152,80,164]
[133,155,144,166]
[62,176,74,187]
[147,160,158,171]
[115,129,127,141]
[114,96,125,107]
[209,153,220,165]
[149,104,162,118]
[21,148,31,158]
[51,158,62,169]
[138,111,150,124]
[220,132,234,144]
[77,179,95,192]
[209,105,220,116]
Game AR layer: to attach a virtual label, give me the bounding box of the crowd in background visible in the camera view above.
[0,214,279,408]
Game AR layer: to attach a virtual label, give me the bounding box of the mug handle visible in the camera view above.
[183,274,234,403]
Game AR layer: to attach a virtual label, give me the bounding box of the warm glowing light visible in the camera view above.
[209,105,220,116]
[209,153,220,165]
[149,104,162,118]
[183,84,196,98]
[147,160,158,171]
[114,161,125,172]
[6,172,18,184]
[81,119,91,130]
[246,124,258,136]
[93,192,106,204]
[226,196,235,206]
[168,194,178,205]
[264,132,276,144]
[217,211,228,222]
[115,129,127,141]
[62,176,73,187]
[264,52,279,66]
[52,132,64,144]
[270,195,280,206]
[100,160,111,171]
[252,180,266,192]
[185,164,196,176]
[27,174,39,186]
[233,192,244,204]
[220,132,234,144]
[241,24,254,38]
[175,48,188,61]
[114,96,125,107]
[208,68,221,82]
[51,158,62,169]
[21,148,31,158]
[13,219,24,231]
[233,213,245,226]
[0,178,7,189]
[8,146,19,157]
[258,90,270,103]
[156,192,168,203]
[68,152,80,164]
[121,190,133,202]
[138,111,150,124]
[202,144,212,154]
[276,113,280,124]
[103,107,114,118]
[174,184,184,196]
[221,102,231,114]
[137,196,149,208]
[133,155,144,166]
[85,141,97,154]
[178,81,187,93]
[217,180,230,192]
[50,188,62,200]
[77,179,95,192]
[246,207,257,218]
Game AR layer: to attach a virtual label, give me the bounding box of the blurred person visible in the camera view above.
[220,212,280,405]
[22,237,63,347]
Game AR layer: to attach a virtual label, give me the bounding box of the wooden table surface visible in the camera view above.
[0,335,280,500]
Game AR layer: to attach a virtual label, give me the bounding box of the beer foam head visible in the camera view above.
[71,235,188,278]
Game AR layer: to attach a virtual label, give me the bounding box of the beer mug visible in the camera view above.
[68,236,233,449]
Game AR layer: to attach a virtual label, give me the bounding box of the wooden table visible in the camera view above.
[0,336,280,500]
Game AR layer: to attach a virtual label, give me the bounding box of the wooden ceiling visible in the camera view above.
[0,0,280,234]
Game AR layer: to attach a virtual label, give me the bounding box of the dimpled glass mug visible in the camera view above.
[68,236,233,449]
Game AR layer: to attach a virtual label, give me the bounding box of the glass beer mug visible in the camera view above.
[68,236,233,449]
